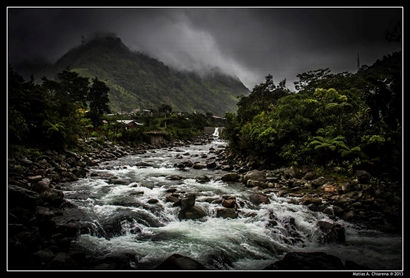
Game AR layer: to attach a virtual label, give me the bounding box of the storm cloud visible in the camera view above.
[8,7,402,89]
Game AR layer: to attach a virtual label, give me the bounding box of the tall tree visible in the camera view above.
[57,69,90,107]
[88,77,111,126]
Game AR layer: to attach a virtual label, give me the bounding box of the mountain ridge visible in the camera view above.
[14,36,250,115]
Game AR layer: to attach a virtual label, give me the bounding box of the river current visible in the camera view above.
[62,133,402,270]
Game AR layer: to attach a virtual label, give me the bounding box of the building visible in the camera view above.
[116,120,144,129]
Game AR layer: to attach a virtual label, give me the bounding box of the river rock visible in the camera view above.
[28,175,43,182]
[264,252,345,270]
[40,189,65,207]
[323,206,334,216]
[340,182,351,193]
[195,175,211,183]
[249,193,270,205]
[147,199,159,204]
[216,208,238,219]
[303,171,316,180]
[246,179,265,188]
[156,254,206,270]
[20,157,33,165]
[175,160,193,169]
[100,209,162,237]
[165,188,177,193]
[315,220,345,244]
[178,206,207,220]
[221,173,241,182]
[243,170,266,183]
[356,170,371,184]
[322,183,338,194]
[33,178,51,193]
[221,197,237,209]
[311,176,327,187]
[135,162,153,167]
[206,160,217,169]
[343,210,355,221]
[192,163,206,169]
[166,175,184,181]
[301,196,322,206]
[164,193,180,203]
[180,193,196,210]
[108,178,130,185]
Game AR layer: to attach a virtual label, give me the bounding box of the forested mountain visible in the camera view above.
[15,35,249,115]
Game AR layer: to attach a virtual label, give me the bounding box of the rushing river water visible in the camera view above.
[62,132,402,270]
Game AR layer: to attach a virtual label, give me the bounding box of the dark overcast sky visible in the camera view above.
[8,7,402,89]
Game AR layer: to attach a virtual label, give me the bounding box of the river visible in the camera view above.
[62,131,402,270]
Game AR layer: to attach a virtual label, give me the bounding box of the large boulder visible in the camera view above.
[315,220,345,244]
[195,175,211,183]
[206,160,217,169]
[177,194,206,220]
[264,252,345,270]
[40,189,65,207]
[156,254,206,270]
[192,163,206,169]
[178,206,207,220]
[33,178,51,193]
[249,193,270,205]
[243,170,266,183]
[246,180,266,188]
[180,194,196,210]
[175,160,193,169]
[221,196,237,209]
[99,209,163,237]
[216,208,238,219]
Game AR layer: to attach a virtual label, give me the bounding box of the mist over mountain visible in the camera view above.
[14,35,249,115]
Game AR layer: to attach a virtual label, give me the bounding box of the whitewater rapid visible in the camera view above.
[62,137,402,270]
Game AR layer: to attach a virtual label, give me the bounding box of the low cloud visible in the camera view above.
[9,8,402,90]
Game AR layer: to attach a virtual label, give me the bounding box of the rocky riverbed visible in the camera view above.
[217,149,402,235]
[7,134,402,270]
[8,135,213,269]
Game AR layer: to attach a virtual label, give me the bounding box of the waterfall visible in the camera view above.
[212,127,219,137]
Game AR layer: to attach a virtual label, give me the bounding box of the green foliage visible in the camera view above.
[225,52,401,179]
[87,77,111,126]
[8,66,111,151]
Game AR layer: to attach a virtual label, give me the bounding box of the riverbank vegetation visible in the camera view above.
[224,51,402,183]
[8,66,221,158]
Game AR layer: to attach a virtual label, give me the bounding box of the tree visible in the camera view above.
[88,77,111,127]
[57,68,90,107]
[158,104,172,116]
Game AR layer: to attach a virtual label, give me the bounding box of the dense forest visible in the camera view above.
[224,51,402,182]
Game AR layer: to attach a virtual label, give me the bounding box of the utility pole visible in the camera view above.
[357,50,361,71]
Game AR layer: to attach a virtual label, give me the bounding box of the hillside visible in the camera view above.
[16,36,249,115]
